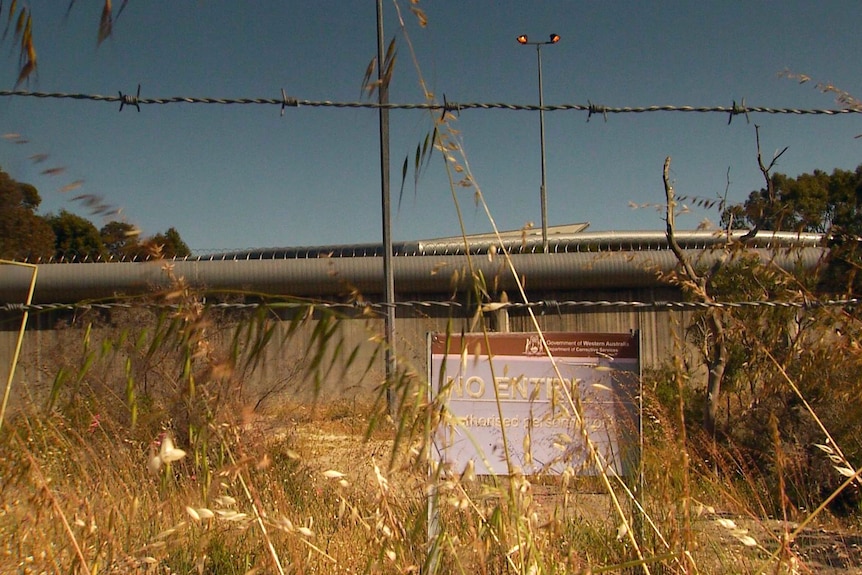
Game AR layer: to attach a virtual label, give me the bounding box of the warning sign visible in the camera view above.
[429,332,640,476]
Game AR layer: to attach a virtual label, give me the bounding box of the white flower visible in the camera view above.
[715,518,737,530]
[147,433,187,473]
[735,533,758,547]
[159,434,187,464]
[147,445,162,474]
[616,522,629,541]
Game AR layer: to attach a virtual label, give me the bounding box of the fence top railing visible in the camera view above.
[11,229,827,264]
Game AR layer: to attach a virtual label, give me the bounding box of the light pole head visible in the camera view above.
[517,34,560,46]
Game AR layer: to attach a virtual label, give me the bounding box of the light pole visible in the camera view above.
[517,33,560,253]
[377,0,396,416]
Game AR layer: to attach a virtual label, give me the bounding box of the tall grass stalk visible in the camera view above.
[13,430,91,575]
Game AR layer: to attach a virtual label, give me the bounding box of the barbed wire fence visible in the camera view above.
[2,297,859,315]
[1,89,860,316]
[2,88,862,119]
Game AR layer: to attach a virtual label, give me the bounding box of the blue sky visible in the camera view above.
[1,1,860,252]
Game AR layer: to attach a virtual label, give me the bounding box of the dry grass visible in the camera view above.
[0,243,862,575]
[3,376,860,575]
[3,6,862,574]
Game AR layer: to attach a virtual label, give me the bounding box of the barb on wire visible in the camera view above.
[727,98,750,125]
[118,84,141,112]
[280,88,298,117]
[441,94,460,118]
[587,100,608,122]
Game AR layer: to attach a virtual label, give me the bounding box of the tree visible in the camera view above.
[111,226,192,260]
[723,164,862,235]
[664,157,729,435]
[144,227,191,259]
[100,220,142,260]
[48,210,108,261]
[722,163,862,295]
[665,131,815,434]
[0,167,55,261]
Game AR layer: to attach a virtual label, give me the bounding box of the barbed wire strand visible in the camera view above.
[1,89,860,118]
[1,298,857,315]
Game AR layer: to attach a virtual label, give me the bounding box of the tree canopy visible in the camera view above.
[723,163,862,296]
[0,167,55,261]
[146,227,191,259]
[100,220,141,259]
[723,164,862,235]
[49,210,108,261]
[0,166,191,263]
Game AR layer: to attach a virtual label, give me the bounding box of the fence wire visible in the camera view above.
[2,298,858,315]
[1,89,860,121]
[1,89,858,317]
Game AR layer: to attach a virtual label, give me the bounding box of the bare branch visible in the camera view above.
[664,156,702,288]
[744,125,785,240]
[756,124,788,187]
